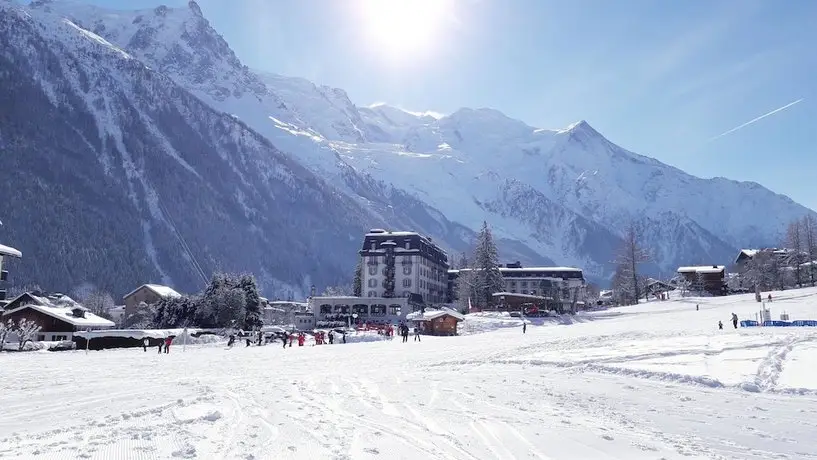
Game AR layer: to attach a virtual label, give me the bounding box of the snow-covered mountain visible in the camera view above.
[5,0,815,290]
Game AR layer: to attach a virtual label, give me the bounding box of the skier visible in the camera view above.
[257,330,263,346]
[143,337,149,352]
[281,334,287,349]
[696,304,699,311]
[245,337,252,347]
[328,331,334,344]
[414,326,421,342]
[227,334,236,347]
[718,321,723,330]
[522,322,527,334]
[401,324,409,343]
[731,313,739,329]
[768,294,773,302]
[342,332,347,344]
[164,336,172,354]
[298,333,305,347]
[157,339,163,354]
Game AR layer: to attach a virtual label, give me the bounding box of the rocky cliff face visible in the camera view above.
[0,1,379,298]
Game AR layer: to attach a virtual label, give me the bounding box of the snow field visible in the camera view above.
[1,288,817,458]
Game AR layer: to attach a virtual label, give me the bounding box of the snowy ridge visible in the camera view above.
[16,0,817,284]
[0,0,380,297]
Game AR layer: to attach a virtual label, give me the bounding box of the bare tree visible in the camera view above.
[454,268,478,313]
[612,223,650,305]
[14,318,41,351]
[71,283,115,316]
[804,215,817,287]
[0,319,14,351]
[322,284,353,296]
[785,219,805,287]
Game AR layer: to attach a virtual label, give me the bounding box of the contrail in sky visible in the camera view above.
[708,98,804,142]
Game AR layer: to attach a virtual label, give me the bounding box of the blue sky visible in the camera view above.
[91,0,817,211]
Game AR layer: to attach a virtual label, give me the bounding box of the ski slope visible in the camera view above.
[2,289,817,459]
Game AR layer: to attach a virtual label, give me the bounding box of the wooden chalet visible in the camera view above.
[407,308,464,336]
[676,266,726,296]
[2,292,115,341]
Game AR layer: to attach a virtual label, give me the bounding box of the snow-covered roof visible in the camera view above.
[123,284,182,300]
[365,230,421,237]
[451,266,582,274]
[406,308,464,322]
[739,249,759,258]
[0,243,22,258]
[3,294,115,328]
[677,266,725,274]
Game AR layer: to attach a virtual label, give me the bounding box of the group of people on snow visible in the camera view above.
[142,336,173,353]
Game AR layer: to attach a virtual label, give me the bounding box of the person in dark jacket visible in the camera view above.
[228,334,236,347]
[522,322,527,334]
[164,336,172,353]
[158,340,163,354]
[328,331,334,344]
[143,337,149,352]
[731,313,739,329]
[718,321,723,330]
[413,326,421,342]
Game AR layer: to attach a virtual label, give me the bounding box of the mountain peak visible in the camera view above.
[188,1,203,17]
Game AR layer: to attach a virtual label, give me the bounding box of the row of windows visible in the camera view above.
[366,291,412,299]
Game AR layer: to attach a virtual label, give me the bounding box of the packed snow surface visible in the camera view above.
[2,289,817,459]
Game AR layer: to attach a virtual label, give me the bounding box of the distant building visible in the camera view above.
[122,284,182,319]
[360,229,449,304]
[734,248,793,266]
[260,300,308,326]
[2,292,115,341]
[448,262,586,310]
[0,243,22,306]
[676,266,726,296]
[308,295,422,327]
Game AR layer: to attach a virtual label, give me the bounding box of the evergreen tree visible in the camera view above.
[240,274,262,329]
[353,257,363,297]
[472,221,503,308]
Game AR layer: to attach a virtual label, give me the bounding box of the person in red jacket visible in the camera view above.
[164,336,172,354]
[297,333,305,347]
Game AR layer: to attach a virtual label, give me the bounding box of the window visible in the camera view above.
[389,305,402,316]
[368,266,377,276]
[320,304,332,314]
[368,291,376,297]
[403,266,412,275]
[403,279,412,288]
[368,279,377,288]
[371,304,387,316]
[402,290,411,297]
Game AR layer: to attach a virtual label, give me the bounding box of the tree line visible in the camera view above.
[123,273,263,330]
[737,215,817,292]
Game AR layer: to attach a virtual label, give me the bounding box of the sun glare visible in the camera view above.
[358,0,453,59]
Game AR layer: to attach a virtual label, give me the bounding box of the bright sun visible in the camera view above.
[357,0,454,59]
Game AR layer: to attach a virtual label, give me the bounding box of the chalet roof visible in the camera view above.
[2,293,115,328]
[0,243,22,258]
[123,284,182,300]
[406,308,464,322]
[677,266,725,274]
[450,266,583,274]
